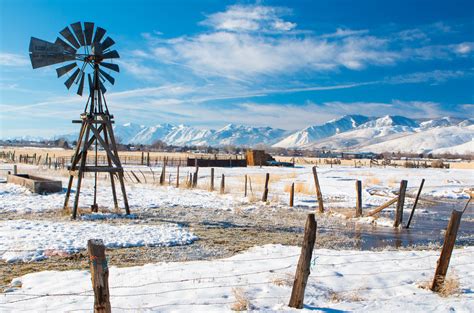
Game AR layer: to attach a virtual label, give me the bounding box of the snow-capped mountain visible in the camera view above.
[7,114,473,154]
[273,115,370,148]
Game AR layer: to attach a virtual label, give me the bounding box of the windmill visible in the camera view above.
[29,22,130,219]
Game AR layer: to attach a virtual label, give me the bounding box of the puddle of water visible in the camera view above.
[321,200,473,250]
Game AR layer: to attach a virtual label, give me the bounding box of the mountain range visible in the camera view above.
[5,115,474,154]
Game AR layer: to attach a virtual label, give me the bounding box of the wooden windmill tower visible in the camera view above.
[29,22,129,218]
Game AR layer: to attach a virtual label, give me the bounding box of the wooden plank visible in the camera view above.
[366,198,397,216]
[289,213,317,308]
[406,179,425,229]
[312,166,324,213]
[87,239,111,313]
[431,210,463,292]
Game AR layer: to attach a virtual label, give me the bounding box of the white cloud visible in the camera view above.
[321,28,369,38]
[201,5,296,33]
[0,52,30,67]
[386,70,466,85]
[456,42,473,54]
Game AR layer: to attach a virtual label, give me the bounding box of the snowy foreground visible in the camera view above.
[1,244,472,312]
[0,219,197,263]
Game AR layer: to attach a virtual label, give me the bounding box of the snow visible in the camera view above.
[1,165,472,215]
[1,244,472,312]
[0,219,197,262]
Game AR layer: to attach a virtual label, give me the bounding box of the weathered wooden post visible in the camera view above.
[192,165,199,188]
[88,239,111,313]
[312,166,324,213]
[220,174,225,194]
[146,152,150,167]
[394,180,407,227]
[289,213,317,309]
[210,168,215,191]
[13,164,17,175]
[262,173,270,202]
[176,164,180,188]
[431,210,463,292]
[406,179,425,229]
[244,174,248,197]
[355,180,362,217]
[290,182,295,207]
[141,151,144,165]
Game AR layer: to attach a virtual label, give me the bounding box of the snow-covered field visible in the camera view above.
[1,165,472,215]
[1,244,472,312]
[0,219,197,262]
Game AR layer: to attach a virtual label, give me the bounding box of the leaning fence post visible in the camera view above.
[88,239,111,313]
[406,179,425,229]
[289,182,295,207]
[394,180,407,227]
[289,213,317,309]
[431,210,463,292]
[355,180,362,217]
[312,166,324,213]
[262,173,270,202]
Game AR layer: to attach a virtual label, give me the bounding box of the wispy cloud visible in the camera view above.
[0,52,29,67]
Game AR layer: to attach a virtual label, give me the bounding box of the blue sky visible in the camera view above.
[0,0,473,137]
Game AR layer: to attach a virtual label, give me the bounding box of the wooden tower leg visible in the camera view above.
[105,120,129,214]
[103,125,118,209]
[64,122,87,209]
[72,125,92,219]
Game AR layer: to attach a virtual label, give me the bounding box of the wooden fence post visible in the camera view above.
[244,174,248,197]
[355,180,362,217]
[289,182,294,207]
[394,180,407,227]
[210,168,214,191]
[176,165,180,188]
[220,174,225,194]
[406,179,425,229]
[141,151,144,165]
[312,166,324,213]
[192,165,199,188]
[146,152,150,167]
[262,173,270,202]
[289,213,317,309]
[13,164,17,175]
[88,239,111,313]
[431,210,463,292]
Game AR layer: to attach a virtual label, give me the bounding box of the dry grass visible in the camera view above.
[271,273,294,287]
[364,177,381,186]
[419,273,461,297]
[231,287,252,311]
[328,289,364,302]
[283,182,314,195]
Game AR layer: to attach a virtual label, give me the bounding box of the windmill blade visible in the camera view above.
[55,37,76,54]
[30,53,76,69]
[70,22,85,46]
[100,37,115,51]
[77,72,85,96]
[93,27,106,44]
[84,22,94,45]
[64,68,81,89]
[59,26,80,49]
[56,62,77,77]
[99,80,107,94]
[100,62,119,72]
[102,50,120,59]
[29,37,63,54]
[99,69,115,85]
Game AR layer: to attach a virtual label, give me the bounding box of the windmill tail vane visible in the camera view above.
[29,22,129,219]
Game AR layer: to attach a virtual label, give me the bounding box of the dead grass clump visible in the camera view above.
[271,273,293,287]
[231,287,252,311]
[364,177,381,186]
[328,290,364,302]
[283,182,313,195]
[420,273,461,297]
